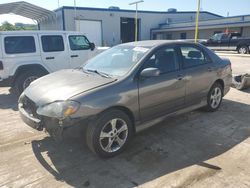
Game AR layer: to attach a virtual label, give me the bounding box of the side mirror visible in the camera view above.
[90,42,95,51]
[140,68,160,78]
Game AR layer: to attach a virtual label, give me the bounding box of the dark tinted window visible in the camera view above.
[41,35,64,52]
[4,36,36,54]
[144,47,179,74]
[180,46,209,68]
[180,32,187,39]
[69,35,90,50]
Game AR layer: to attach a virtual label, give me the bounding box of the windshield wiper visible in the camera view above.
[85,69,112,78]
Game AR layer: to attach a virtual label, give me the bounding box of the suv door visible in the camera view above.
[138,45,185,122]
[68,35,92,68]
[179,44,216,106]
[39,34,70,72]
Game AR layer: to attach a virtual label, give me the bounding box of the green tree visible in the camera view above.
[0,21,37,31]
[0,21,17,31]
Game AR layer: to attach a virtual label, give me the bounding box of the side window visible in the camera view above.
[68,35,90,50]
[41,35,64,52]
[143,47,179,74]
[221,34,228,40]
[180,46,209,68]
[4,36,36,54]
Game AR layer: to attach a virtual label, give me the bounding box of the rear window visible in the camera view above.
[41,35,64,52]
[4,36,36,54]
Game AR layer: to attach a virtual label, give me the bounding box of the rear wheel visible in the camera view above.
[86,110,133,158]
[13,70,46,96]
[238,46,249,54]
[204,82,223,112]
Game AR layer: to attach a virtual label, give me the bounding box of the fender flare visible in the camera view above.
[12,64,49,85]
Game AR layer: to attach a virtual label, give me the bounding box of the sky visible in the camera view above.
[0,0,250,25]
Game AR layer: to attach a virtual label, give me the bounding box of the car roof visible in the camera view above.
[0,30,86,35]
[120,40,198,48]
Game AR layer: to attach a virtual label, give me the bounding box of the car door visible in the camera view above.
[207,33,222,50]
[138,45,185,122]
[179,44,216,106]
[68,35,92,68]
[219,34,230,50]
[39,34,70,72]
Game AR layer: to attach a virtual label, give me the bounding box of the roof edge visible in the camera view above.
[54,6,222,17]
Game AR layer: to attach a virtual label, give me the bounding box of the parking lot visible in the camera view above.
[0,53,250,188]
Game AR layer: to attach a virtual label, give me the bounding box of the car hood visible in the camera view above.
[23,69,116,106]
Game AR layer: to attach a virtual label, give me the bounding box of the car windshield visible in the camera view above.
[83,45,150,77]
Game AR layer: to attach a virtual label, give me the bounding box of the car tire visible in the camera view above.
[86,109,133,158]
[14,70,45,96]
[204,82,223,112]
[237,46,249,54]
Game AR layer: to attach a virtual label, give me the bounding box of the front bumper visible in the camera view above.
[19,103,43,130]
[18,94,86,132]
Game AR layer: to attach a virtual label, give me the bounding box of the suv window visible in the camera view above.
[143,46,179,74]
[41,35,64,52]
[4,36,36,54]
[180,46,209,68]
[69,35,90,50]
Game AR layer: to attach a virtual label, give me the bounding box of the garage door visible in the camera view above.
[75,20,102,46]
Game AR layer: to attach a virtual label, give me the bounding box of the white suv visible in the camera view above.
[0,31,105,95]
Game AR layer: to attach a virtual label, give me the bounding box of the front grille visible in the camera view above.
[22,96,39,119]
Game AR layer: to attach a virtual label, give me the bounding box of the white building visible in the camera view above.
[1,1,249,46]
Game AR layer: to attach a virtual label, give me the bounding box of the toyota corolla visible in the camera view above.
[19,41,232,157]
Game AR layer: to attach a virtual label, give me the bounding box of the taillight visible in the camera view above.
[0,61,3,70]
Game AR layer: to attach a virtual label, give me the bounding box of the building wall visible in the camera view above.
[62,8,220,46]
[154,26,250,40]
[39,11,63,30]
[242,26,250,37]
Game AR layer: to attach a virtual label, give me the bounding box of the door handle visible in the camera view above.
[177,74,183,81]
[208,67,213,72]
[71,55,79,58]
[46,57,55,60]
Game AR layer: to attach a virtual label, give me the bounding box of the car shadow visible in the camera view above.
[241,88,250,93]
[0,88,18,111]
[31,98,250,187]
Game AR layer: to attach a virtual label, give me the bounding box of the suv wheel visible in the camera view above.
[14,70,45,96]
[205,82,223,112]
[86,110,133,158]
[238,46,249,54]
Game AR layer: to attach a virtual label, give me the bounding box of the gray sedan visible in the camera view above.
[19,41,232,157]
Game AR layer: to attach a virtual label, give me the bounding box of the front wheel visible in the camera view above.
[204,83,223,112]
[86,110,133,158]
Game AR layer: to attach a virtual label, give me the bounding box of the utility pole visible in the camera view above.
[74,0,77,19]
[129,0,144,42]
[194,0,201,43]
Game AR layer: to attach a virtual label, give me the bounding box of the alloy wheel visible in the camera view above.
[99,118,128,153]
[210,87,222,109]
[239,47,247,54]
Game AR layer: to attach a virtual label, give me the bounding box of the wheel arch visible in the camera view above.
[236,44,249,51]
[98,106,136,133]
[12,64,49,85]
[214,79,225,95]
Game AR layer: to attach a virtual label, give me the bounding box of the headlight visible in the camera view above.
[37,101,80,119]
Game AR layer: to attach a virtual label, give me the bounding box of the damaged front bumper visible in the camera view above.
[18,95,86,136]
